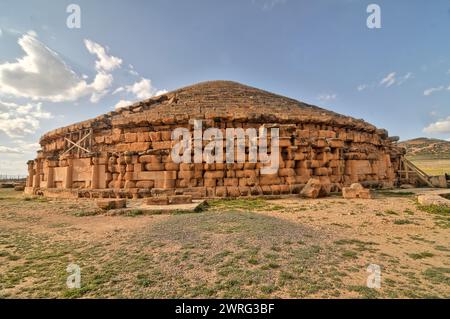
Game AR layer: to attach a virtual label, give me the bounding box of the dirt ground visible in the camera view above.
[0,188,449,299]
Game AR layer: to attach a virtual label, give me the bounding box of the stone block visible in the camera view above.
[259,174,281,185]
[299,178,330,198]
[149,131,161,142]
[215,186,227,197]
[160,131,172,141]
[145,163,165,171]
[152,141,172,150]
[417,194,450,207]
[224,178,239,186]
[342,183,372,199]
[129,142,151,152]
[136,181,154,188]
[227,186,240,197]
[97,199,126,210]
[139,155,161,163]
[165,163,179,171]
[169,195,192,204]
[146,196,169,205]
[124,133,137,143]
[204,171,224,179]
[278,168,295,177]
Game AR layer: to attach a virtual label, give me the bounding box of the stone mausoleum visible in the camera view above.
[25,81,405,199]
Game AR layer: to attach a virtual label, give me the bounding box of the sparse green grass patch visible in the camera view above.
[376,191,415,197]
[417,204,450,229]
[0,188,448,299]
[423,267,450,285]
[407,252,435,260]
[385,210,399,216]
[394,219,413,225]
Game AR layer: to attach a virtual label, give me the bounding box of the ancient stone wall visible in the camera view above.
[25,81,405,199]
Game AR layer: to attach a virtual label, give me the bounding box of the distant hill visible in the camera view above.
[398,137,450,159]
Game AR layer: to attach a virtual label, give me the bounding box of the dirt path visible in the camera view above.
[0,189,448,298]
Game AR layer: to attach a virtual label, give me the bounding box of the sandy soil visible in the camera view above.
[0,189,448,298]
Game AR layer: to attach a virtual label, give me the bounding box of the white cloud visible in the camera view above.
[0,100,52,137]
[128,64,139,76]
[0,34,87,102]
[254,0,287,11]
[27,30,37,37]
[114,100,133,109]
[357,84,368,91]
[126,78,153,99]
[84,39,122,72]
[124,78,167,100]
[0,145,23,154]
[397,72,413,85]
[0,140,39,155]
[424,86,445,96]
[88,72,113,103]
[379,72,396,87]
[13,140,41,152]
[358,72,412,92]
[379,72,412,88]
[317,93,337,102]
[0,28,2,37]
[423,116,450,134]
[0,34,118,103]
[112,87,125,95]
[113,78,167,109]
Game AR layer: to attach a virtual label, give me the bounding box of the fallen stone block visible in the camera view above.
[96,199,127,210]
[300,178,330,198]
[14,185,25,191]
[146,196,169,205]
[429,175,448,188]
[168,195,192,204]
[342,183,372,199]
[417,194,450,207]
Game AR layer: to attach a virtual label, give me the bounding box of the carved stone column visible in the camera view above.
[124,152,135,189]
[115,154,125,189]
[26,160,34,187]
[33,159,41,188]
[46,160,55,188]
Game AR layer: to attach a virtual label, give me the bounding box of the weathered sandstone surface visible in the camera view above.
[25,81,405,199]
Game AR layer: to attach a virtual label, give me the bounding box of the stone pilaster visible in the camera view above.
[33,160,41,188]
[26,160,34,187]
[64,158,73,189]
[91,157,99,189]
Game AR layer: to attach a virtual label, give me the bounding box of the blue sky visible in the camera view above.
[0,0,450,175]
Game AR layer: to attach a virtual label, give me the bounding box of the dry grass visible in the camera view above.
[0,189,449,299]
[409,159,450,176]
